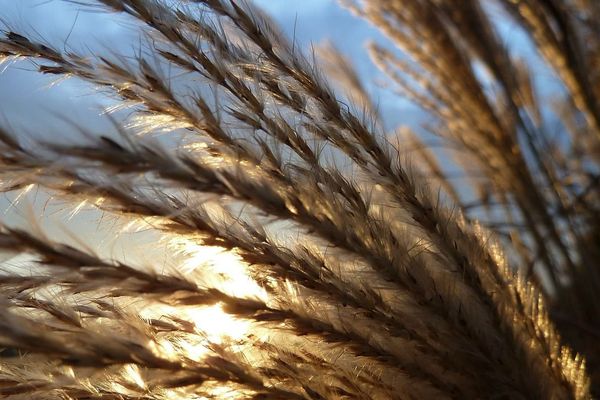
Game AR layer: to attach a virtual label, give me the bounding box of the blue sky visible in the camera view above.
[0,0,422,135]
[0,0,551,139]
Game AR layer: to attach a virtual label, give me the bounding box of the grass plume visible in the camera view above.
[0,0,596,398]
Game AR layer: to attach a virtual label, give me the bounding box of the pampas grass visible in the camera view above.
[0,0,596,398]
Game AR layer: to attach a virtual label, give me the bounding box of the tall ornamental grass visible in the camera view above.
[0,0,597,398]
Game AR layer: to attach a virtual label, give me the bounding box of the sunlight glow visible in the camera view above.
[200,384,253,399]
[175,239,268,302]
[123,364,146,390]
[153,238,264,364]
[186,303,249,342]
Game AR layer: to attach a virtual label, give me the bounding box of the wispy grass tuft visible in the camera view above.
[0,0,596,398]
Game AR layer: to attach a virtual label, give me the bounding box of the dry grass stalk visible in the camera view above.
[0,0,595,398]
[344,0,600,392]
